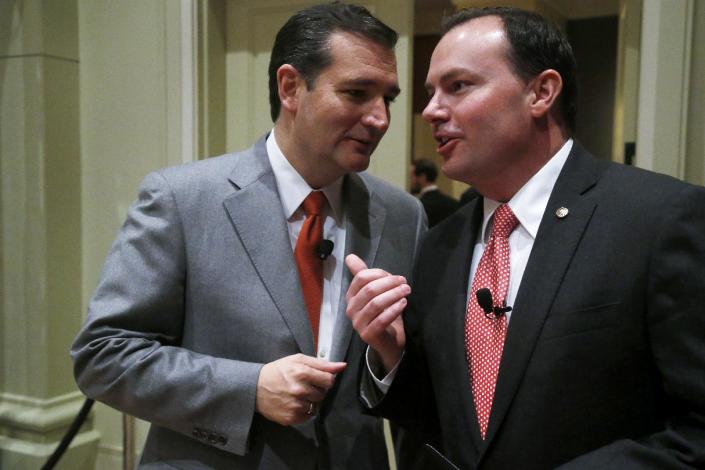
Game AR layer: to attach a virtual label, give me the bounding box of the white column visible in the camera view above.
[0,0,100,468]
[635,0,693,177]
[79,0,204,467]
[684,0,705,185]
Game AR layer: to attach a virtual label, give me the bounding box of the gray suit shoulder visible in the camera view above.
[152,152,244,184]
[358,171,422,213]
[137,147,263,207]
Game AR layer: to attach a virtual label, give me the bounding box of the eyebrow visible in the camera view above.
[342,78,401,97]
[425,67,473,91]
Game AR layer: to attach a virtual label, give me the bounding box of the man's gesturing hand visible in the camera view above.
[256,354,346,426]
[345,254,409,374]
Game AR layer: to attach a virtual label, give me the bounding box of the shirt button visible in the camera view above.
[318,349,327,358]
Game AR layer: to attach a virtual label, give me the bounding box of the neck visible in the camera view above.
[476,124,569,202]
[273,121,332,189]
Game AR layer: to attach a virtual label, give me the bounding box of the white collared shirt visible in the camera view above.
[418,184,439,197]
[469,139,573,322]
[266,130,347,360]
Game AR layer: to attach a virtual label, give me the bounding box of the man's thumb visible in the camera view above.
[345,254,368,276]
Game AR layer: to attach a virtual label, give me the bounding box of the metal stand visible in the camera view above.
[122,413,136,470]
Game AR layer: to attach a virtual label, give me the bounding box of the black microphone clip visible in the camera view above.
[316,239,334,260]
[475,288,512,319]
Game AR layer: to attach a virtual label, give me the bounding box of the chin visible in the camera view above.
[342,154,372,173]
[441,159,474,185]
[440,157,462,179]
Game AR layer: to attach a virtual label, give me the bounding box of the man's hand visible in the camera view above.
[345,254,409,374]
[256,354,346,426]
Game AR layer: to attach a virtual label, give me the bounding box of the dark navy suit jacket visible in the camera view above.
[370,142,705,469]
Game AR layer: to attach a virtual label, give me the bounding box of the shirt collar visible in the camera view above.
[419,184,439,196]
[266,129,344,220]
[480,139,573,242]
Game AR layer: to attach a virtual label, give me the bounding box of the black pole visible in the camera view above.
[41,398,95,470]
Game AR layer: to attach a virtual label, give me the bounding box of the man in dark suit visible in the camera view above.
[71,4,426,469]
[345,6,705,469]
[458,186,480,206]
[411,158,459,227]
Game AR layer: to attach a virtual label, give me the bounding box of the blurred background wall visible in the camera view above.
[1,0,703,468]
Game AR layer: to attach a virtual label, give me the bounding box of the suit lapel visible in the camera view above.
[329,173,385,363]
[222,137,314,355]
[481,144,599,449]
[444,200,486,452]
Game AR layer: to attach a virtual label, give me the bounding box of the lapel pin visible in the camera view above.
[555,207,569,218]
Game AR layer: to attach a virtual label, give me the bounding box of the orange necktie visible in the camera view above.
[294,191,327,350]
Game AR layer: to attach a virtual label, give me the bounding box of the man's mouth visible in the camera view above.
[435,134,460,154]
[349,137,372,145]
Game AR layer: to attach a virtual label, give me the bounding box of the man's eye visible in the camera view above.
[384,95,397,106]
[450,81,469,93]
[345,89,366,99]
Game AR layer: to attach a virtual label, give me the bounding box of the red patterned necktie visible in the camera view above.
[465,204,519,439]
[294,191,327,350]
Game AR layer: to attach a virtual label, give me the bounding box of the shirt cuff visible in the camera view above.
[365,346,403,394]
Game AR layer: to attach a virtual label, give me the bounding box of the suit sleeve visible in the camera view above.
[71,171,261,456]
[559,184,705,469]
[360,226,443,447]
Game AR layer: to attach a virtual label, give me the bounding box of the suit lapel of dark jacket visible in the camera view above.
[222,135,315,355]
[432,199,487,454]
[481,143,599,451]
[416,197,483,461]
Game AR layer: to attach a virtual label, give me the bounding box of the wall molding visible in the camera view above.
[0,391,88,434]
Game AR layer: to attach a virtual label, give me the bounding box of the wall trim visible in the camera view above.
[0,391,88,433]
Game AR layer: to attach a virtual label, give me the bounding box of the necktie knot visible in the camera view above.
[302,191,327,216]
[492,204,519,239]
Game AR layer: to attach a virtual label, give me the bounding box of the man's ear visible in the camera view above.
[277,64,303,114]
[528,69,563,119]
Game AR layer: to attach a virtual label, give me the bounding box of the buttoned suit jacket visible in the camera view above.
[71,136,426,469]
[368,142,705,469]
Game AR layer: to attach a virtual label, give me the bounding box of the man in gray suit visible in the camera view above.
[71,3,425,469]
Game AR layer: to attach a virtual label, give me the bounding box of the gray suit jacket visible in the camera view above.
[71,136,426,469]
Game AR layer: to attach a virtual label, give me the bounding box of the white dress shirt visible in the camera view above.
[469,139,573,322]
[266,130,347,360]
[369,139,574,393]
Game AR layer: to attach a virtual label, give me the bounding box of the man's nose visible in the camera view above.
[421,93,448,124]
[361,97,390,132]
